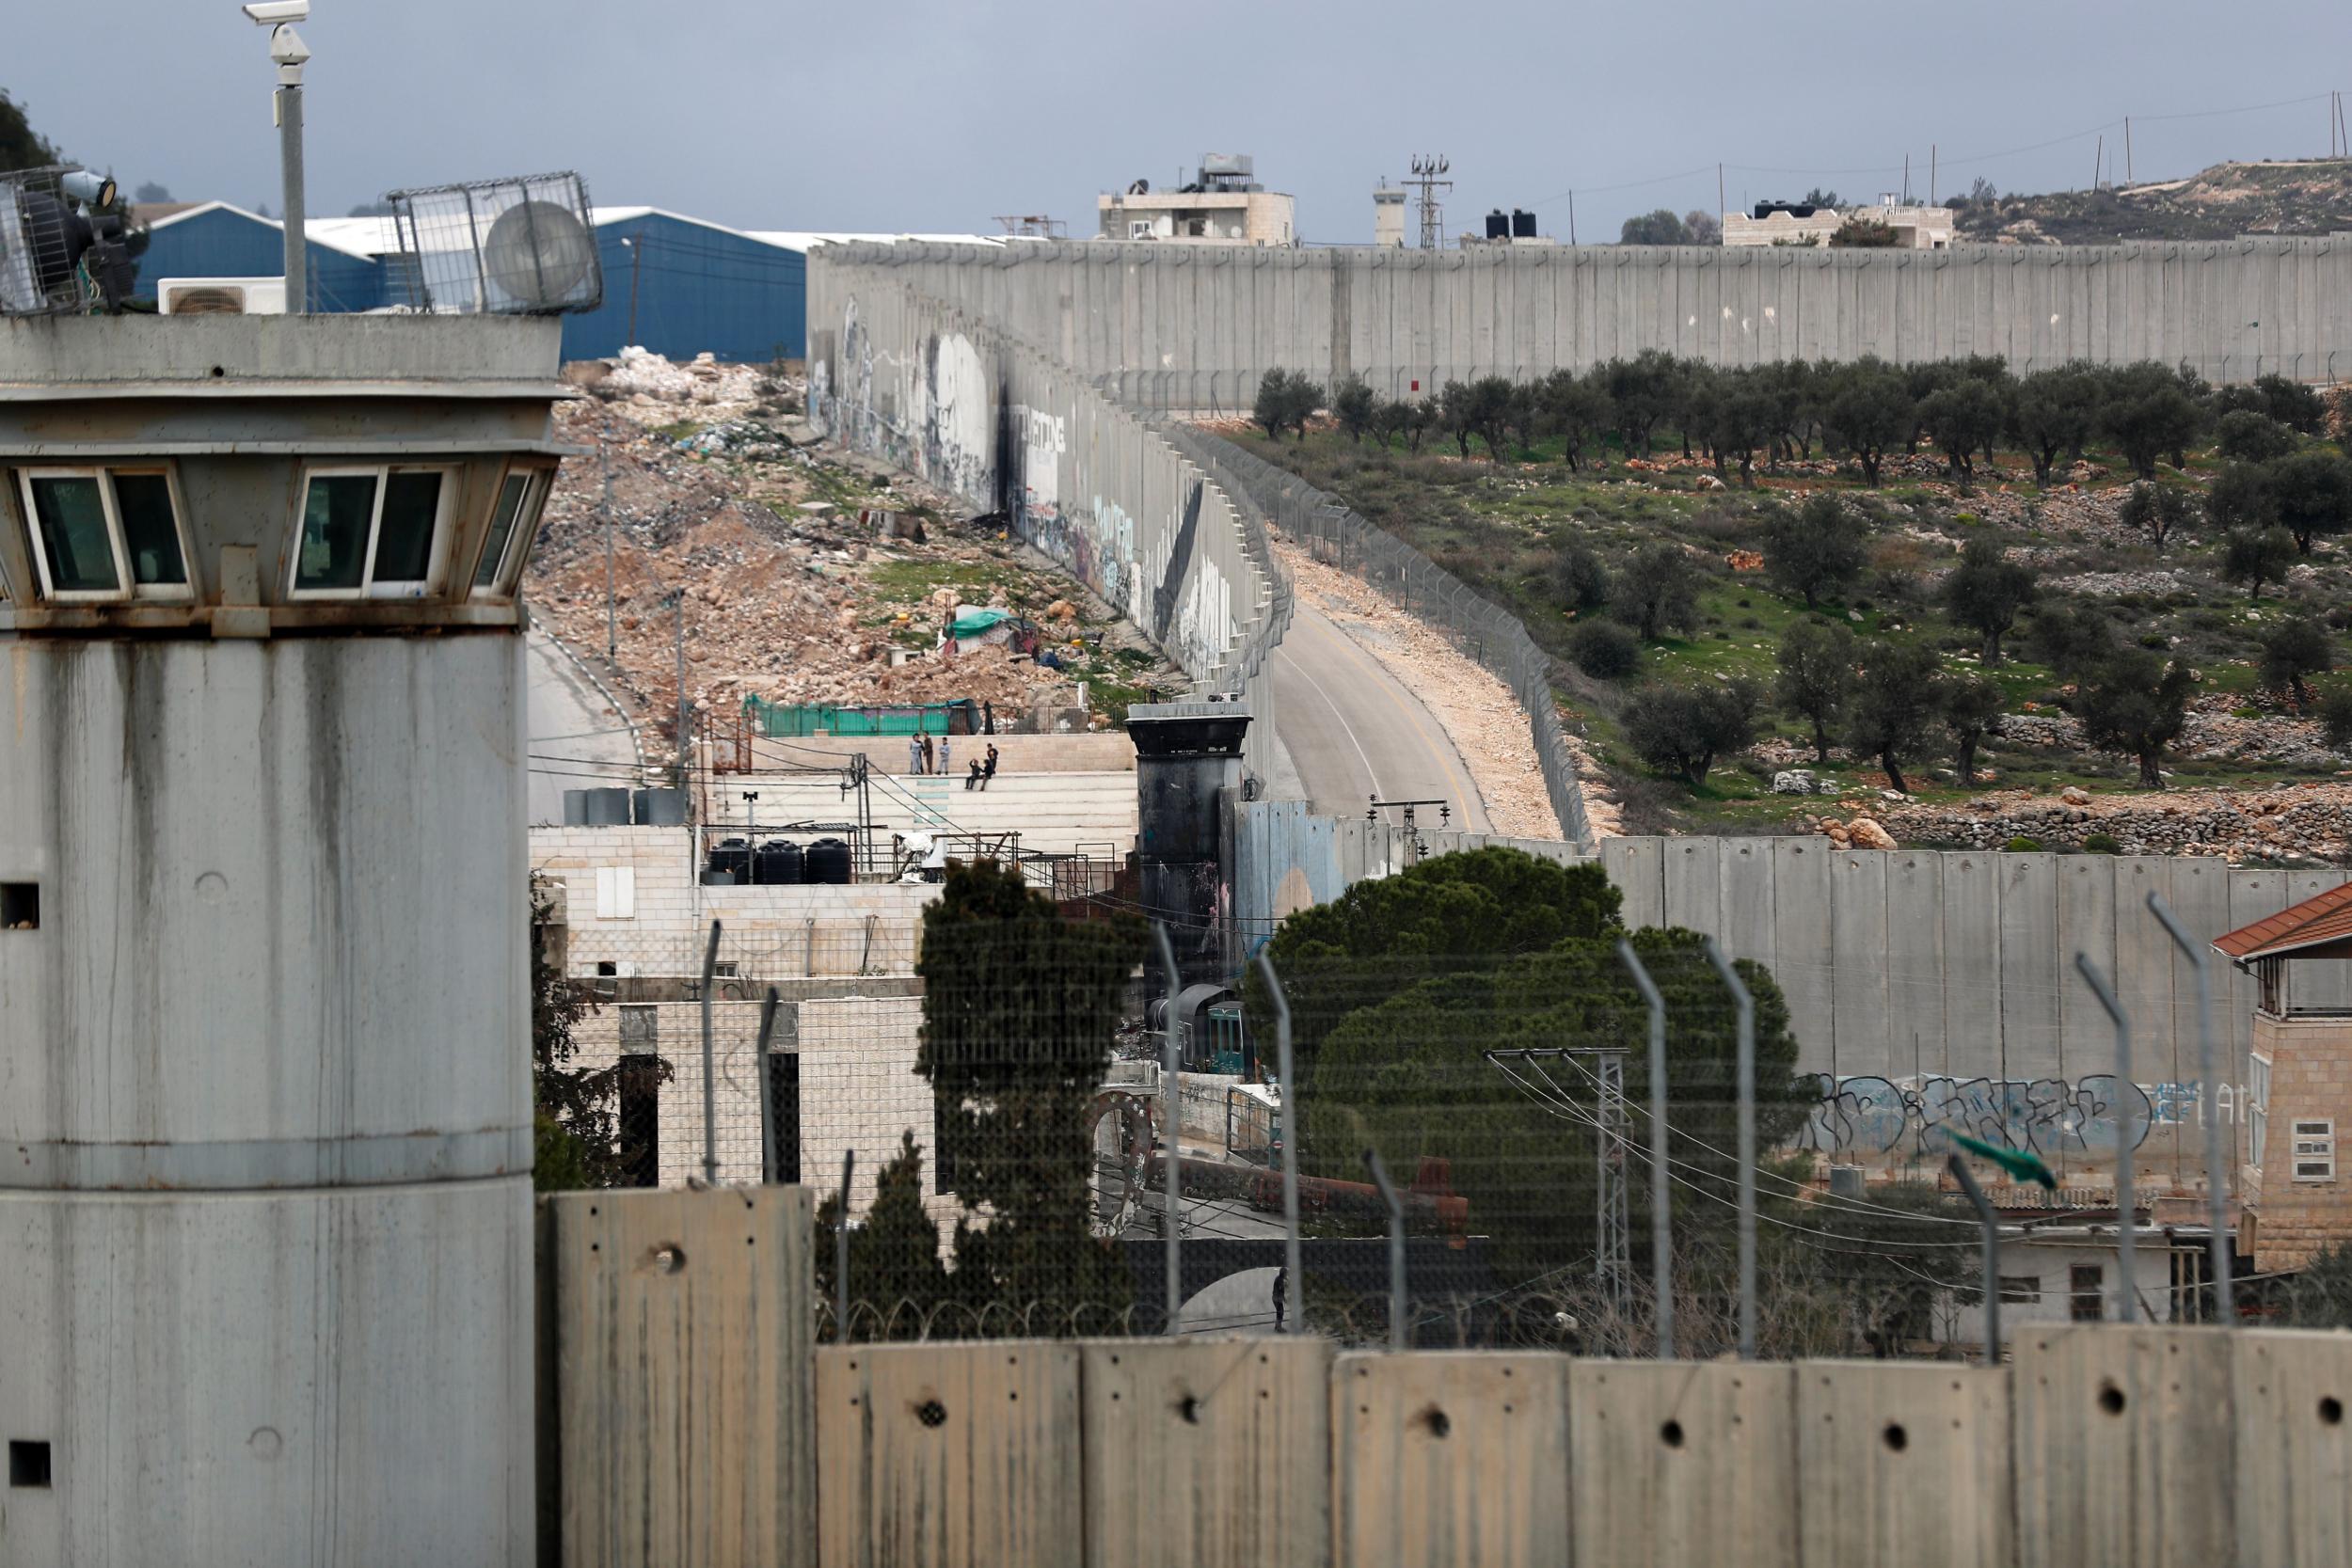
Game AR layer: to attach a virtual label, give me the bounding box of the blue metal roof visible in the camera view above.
[133,202,807,362]
[136,205,386,312]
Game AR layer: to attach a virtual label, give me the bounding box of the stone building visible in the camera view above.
[1721,198,1957,249]
[1098,154,1295,246]
[2217,881,2352,1271]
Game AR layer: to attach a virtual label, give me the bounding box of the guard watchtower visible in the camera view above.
[0,313,568,1564]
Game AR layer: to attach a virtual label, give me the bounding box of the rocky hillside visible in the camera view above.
[1956,159,2352,245]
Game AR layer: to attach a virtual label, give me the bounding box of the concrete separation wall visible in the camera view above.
[1080,1338,1331,1568]
[1232,802,2352,1141]
[540,1209,2346,1568]
[804,267,1289,787]
[815,237,2352,408]
[1567,1360,1797,1568]
[540,1185,816,1568]
[1334,1351,1570,1568]
[818,1340,1084,1568]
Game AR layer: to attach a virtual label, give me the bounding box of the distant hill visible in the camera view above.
[1955,158,2352,245]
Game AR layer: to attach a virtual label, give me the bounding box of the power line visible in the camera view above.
[1528,85,2343,218]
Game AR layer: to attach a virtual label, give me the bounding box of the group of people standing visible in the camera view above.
[907,732,999,790]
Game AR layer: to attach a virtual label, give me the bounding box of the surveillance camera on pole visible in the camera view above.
[242,0,310,310]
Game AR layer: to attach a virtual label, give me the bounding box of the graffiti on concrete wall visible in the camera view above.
[1015,404,1065,524]
[923,332,992,501]
[1796,1072,2244,1162]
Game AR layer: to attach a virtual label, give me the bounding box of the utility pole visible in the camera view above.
[626,230,645,348]
[2092,135,2104,193]
[1567,189,1577,245]
[616,455,626,657]
[1931,144,1937,205]
[1901,152,1910,205]
[242,5,311,311]
[2124,118,2134,184]
[1406,154,1453,250]
[673,589,689,790]
[1717,163,1725,221]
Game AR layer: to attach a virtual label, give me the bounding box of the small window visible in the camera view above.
[373,472,443,583]
[8,1438,51,1489]
[766,1051,802,1184]
[2070,1264,2105,1323]
[594,866,636,920]
[617,1053,662,1187]
[289,467,453,598]
[2294,1119,2336,1182]
[28,475,116,593]
[112,472,188,587]
[1,882,37,930]
[472,467,548,596]
[15,467,195,602]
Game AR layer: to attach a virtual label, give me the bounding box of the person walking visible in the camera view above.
[920,734,935,775]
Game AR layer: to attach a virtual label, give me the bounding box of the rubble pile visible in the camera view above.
[586,346,776,416]
[1988,698,2342,768]
[1851,783,2352,863]
[525,395,1173,739]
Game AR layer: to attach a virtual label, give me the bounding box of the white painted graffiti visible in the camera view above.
[1800,1072,2248,1162]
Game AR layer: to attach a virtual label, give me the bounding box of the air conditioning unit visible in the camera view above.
[158,277,288,316]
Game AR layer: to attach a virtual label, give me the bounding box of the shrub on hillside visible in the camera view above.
[1568,619,1642,679]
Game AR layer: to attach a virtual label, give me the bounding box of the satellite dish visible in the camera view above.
[384,172,604,315]
[482,198,596,310]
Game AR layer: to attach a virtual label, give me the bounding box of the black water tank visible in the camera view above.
[1512,208,1536,238]
[1484,209,1508,239]
[805,838,853,886]
[708,836,752,883]
[755,839,805,886]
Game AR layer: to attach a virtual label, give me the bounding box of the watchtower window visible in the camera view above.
[28,476,114,593]
[290,466,453,599]
[15,466,195,602]
[468,469,529,592]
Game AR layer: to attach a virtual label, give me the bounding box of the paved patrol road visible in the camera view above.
[1269,601,1492,834]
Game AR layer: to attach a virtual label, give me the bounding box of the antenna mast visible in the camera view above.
[1406,154,1454,250]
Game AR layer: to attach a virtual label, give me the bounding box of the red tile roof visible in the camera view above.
[2214,879,2352,960]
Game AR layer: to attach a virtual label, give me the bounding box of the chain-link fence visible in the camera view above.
[1167,424,1593,850]
[539,869,2265,1356]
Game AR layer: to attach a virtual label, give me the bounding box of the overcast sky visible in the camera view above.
[11,0,2346,243]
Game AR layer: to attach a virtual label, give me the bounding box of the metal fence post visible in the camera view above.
[835,1148,854,1341]
[1153,923,1184,1334]
[1619,940,1674,1360]
[1948,1154,2004,1359]
[1363,1148,1406,1352]
[2148,892,2234,1325]
[2075,953,2138,1323]
[1702,937,1756,1360]
[1254,953,1305,1335]
[755,986,782,1186]
[700,918,721,1187]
